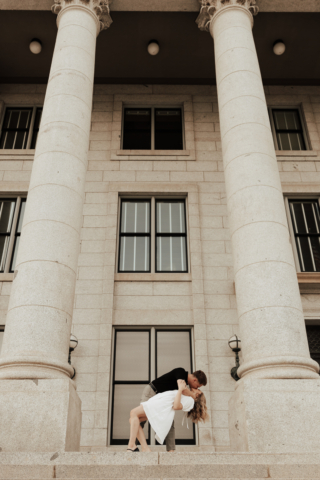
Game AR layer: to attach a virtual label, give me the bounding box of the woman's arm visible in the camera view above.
[173,380,186,410]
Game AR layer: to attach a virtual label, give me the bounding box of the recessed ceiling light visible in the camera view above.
[273,40,286,56]
[29,39,42,55]
[148,40,160,56]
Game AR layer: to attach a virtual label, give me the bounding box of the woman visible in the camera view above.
[127,379,209,452]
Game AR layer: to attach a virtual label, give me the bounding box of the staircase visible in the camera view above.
[1,452,320,479]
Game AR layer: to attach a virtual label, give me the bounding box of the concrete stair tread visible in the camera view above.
[1,453,320,479]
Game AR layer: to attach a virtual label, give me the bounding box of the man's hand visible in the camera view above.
[177,379,186,391]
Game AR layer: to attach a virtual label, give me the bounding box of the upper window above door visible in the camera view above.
[269,107,308,151]
[122,107,184,150]
[0,107,43,149]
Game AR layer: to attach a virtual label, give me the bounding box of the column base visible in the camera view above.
[229,378,320,453]
[0,379,81,452]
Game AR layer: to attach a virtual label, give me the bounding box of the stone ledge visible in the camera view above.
[115,273,192,282]
[298,272,320,293]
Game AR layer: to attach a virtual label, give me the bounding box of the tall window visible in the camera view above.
[269,108,307,151]
[0,326,4,354]
[122,107,183,150]
[306,325,320,368]
[118,198,188,273]
[119,200,151,273]
[0,197,26,273]
[0,107,42,150]
[110,328,195,445]
[288,199,320,272]
[156,200,187,273]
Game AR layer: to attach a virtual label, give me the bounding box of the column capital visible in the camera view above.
[196,0,258,32]
[52,0,113,33]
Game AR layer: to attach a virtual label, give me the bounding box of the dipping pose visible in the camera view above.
[127,379,208,452]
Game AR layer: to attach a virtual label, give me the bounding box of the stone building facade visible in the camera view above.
[1,0,320,457]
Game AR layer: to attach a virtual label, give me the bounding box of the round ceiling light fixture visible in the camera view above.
[273,40,286,56]
[147,40,160,56]
[29,39,42,55]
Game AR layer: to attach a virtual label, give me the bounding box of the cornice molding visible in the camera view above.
[196,0,258,32]
[52,0,113,32]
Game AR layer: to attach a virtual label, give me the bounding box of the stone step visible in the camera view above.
[1,452,320,479]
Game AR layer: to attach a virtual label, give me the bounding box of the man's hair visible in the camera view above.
[192,370,207,386]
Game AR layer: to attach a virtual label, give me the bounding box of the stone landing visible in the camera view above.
[1,452,320,479]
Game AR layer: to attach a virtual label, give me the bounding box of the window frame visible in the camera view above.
[0,196,26,273]
[109,326,196,446]
[285,196,320,273]
[117,195,190,274]
[155,199,188,273]
[0,106,43,150]
[121,105,186,151]
[268,106,309,151]
[118,199,152,273]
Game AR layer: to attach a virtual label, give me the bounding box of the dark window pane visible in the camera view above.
[156,201,186,234]
[123,108,151,150]
[155,109,183,150]
[112,384,149,441]
[310,237,320,271]
[14,131,27,149]
[9,110,21,129]
[290,203,307,234]
[306,325,320,368]
[30,108,43,149]
[0,236,10,272]
[119,236,150,272]
[156,236,187,272]
[298,237,315,272]
[0,131,15,149]
[115,331,149,381]
[0,201,16,233]
[17,199,26,234]
[10,236,20,272]
[19,110,31,129]
[0,108,33,149]
[304,202,320,234]
[121,201,150,233]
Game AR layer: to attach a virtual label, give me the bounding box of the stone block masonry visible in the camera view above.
[1,82,320,451]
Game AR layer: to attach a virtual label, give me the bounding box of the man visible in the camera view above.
[139,368,207,452]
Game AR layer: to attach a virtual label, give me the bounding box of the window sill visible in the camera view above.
[0,273,14,282]
[114,273,192,282]
[298,272,320,293]
[112,150,195,161]
[276,150,317,159]
[0,150,35,160]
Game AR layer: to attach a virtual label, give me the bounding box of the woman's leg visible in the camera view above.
[128,405,146,450]
[136,417,151,452]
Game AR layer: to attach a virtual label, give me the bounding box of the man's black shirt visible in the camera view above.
[152,367,188,393]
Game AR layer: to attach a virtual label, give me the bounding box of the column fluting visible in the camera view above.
[0,1,112,379]
[203,2,319,379]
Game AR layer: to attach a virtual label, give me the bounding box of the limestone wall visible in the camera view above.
[0,84,320,451]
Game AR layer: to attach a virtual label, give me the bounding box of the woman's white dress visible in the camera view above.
[141,390,194,445]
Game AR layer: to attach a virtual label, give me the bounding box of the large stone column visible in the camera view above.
[0,0,112,452]
[197,0,320,453]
